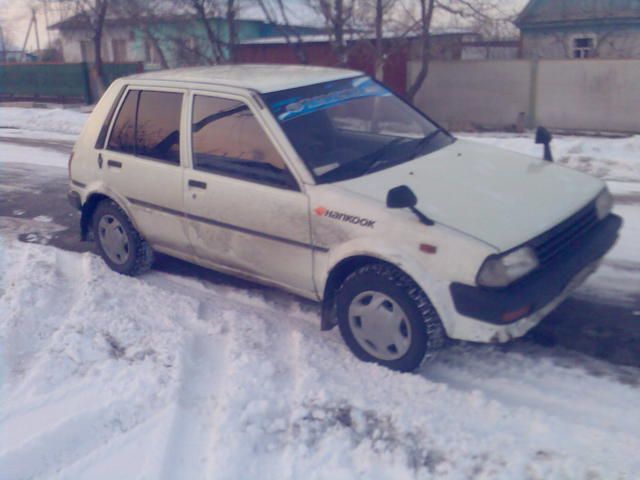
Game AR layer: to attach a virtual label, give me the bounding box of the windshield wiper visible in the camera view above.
[362,137,410,174]
[411,128,444,158]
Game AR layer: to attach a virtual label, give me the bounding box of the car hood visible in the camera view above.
[337,139,604,251]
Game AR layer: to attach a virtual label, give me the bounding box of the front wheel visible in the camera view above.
[336,263,445,372]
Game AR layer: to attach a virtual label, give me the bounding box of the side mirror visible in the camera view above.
[386,185,417,209]
[386,185,434,226]
[535,126,554,162]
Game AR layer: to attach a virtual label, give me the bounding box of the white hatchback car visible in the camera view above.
[68,65,621,371]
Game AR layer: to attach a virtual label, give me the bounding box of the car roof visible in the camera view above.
[127,64,363,93]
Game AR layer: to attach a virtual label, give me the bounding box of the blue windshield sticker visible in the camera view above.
[277,78,390,122]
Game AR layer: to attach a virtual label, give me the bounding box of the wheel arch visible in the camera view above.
[80,190,136,241]
[321,254,410,331]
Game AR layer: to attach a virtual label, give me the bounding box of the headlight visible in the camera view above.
[477,247,539,287]
[595,188,613,220]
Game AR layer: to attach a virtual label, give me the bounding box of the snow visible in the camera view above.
[1,240,639,479]
[0,142,70,168]
[458,133,640,184]
[0,107,89,137]
[1,111,639,479]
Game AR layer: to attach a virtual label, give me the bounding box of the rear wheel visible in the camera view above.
[336,263,445,372]
[92,200,154,276]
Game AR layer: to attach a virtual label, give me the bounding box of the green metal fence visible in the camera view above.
[0,62,142,104]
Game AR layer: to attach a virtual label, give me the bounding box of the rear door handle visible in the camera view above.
[188,179,207,190]
[107,160,122,169]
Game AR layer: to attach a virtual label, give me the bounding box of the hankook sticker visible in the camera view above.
[314,207,376,228]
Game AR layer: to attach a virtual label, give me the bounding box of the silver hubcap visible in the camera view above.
[348,291,412,361]
[98,215,130,265]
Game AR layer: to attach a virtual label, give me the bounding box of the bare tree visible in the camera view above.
[399,0,513,101]
[354,0,412,80]
[75,0,110,93]
[405,0,435,102]
[257,0,309,64]
[306,0,356,65]
[226,0,237,62]
[114,0,169,68]
[179,0,241,64]
[187,0,225,63]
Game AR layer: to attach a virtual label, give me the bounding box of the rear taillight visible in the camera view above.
[68,152,74,179]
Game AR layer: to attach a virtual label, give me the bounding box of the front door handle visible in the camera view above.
[107,160,122,169]
[188,179,207,190]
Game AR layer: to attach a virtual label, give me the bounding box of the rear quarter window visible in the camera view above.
[106,89,183,165]
[107,90,138,154]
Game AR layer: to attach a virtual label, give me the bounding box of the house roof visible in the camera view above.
[516,0,640,29]
[48,12,317,32]
[238,30,480,46]
[126,64,362,93]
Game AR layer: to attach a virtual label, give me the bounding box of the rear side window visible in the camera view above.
[107,89,183,165]
[136,91,182,164]
[191,95,296,189]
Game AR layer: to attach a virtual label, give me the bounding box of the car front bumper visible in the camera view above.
[447,213,622,341]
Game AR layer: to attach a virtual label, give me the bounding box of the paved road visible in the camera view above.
[1,137,639,368]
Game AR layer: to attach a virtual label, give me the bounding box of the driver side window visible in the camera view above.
[191,95,297,190]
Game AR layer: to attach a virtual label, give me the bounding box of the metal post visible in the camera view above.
[0,25,6,63]
[527,59,539,129]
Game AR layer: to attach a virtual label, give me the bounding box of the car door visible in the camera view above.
[183,91,315,296]
[100,87,191,254]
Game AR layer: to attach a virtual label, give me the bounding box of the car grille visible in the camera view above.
[530,202,600,265]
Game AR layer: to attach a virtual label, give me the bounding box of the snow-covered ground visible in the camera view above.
[1,108,639,479]
[0,106,88,142]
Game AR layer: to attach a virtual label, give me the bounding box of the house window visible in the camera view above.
[112,39,128,62]
[573,37,595,59]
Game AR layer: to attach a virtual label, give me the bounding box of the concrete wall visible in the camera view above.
[410,59,640,133]
[411,60,533,130]
[536,60,640,132]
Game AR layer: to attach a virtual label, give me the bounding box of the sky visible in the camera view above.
[0,0,529,52]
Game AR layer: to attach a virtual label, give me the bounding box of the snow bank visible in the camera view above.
[0,143,70,169]
[0,107,89,136]
[1,239,639,479]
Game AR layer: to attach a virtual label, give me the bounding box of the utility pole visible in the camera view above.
[20,12,35,62]
[20,8,42,61]
[33,9,41,53]
[0,25,6,63]
[43,0,52,46]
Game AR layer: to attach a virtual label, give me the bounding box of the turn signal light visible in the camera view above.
[419,243,438,254]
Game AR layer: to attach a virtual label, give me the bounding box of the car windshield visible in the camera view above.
[263,76,454,184]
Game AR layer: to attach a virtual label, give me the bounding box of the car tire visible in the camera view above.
[336,263,445,372]
[92,200,154,276]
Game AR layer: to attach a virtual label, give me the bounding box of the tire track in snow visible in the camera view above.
[158,321,232,480]
[0,393,159,479]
